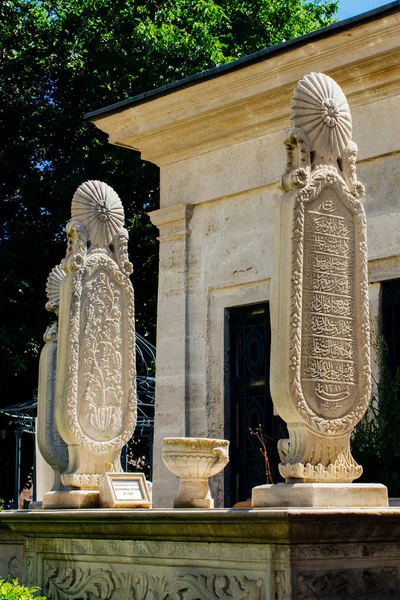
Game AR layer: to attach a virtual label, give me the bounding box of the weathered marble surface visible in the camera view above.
[3,508,400,599]
[269,72,371,485]
[39,181,137,508]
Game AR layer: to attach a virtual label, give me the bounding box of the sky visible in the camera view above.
[337,0,391,21]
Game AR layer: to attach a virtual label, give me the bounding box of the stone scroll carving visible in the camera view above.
[296,567,398,599]
[271,73,371,482]
[52,180,136,490]
[45,564,114,600]
[44,562,264,600]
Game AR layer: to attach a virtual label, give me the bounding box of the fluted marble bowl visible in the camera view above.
[162,437,229,508]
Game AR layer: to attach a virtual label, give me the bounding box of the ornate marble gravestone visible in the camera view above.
[253,73,387,507]
[42,181,136,508]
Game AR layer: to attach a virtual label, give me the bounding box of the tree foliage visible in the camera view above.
[352,338,400,496]
[0,579,46,600]
[0,0,338,407]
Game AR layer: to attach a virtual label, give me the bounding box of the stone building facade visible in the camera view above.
[89,4,400,507]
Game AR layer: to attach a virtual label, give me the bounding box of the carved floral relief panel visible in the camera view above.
[43,560,264,600]
[296,567,398,599]
[79,264,126,441]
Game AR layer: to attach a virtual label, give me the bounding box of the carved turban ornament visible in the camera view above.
[291,72,352,161]
[71,180,125,247]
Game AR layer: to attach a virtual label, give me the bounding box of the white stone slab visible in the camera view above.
[252,483,388,508]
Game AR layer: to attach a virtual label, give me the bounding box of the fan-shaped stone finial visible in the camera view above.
[290,72,352,162]
[45,264,66,314]
[71,180,125,247]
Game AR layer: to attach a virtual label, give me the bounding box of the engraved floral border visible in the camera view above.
[289,167,371,435]
[43,560,264,600]
[64,232,137,455]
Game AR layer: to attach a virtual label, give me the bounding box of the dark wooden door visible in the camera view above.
[382,280,400,377]
[226,303,282,506]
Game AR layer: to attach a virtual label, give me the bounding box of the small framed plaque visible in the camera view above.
[99,473,151,508]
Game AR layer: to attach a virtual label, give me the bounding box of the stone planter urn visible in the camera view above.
[162,437,229,508]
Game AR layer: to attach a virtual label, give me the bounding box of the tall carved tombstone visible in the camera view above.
[252,73,388,507]
[43,180,136,508]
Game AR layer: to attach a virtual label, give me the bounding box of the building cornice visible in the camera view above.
[91,10,400,166]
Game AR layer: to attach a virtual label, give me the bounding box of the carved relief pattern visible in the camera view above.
[43,562,263,600]
[43,322,58,344]
[62,219,88,275]
[302,189,357,415]
[113,228,133,276]
[297,568,398,599]
[118,572,169,600]
[290,72,352,163]
[275,73,371,482]
[45,563,115,600]
[291,543,400,561]
[343,141,365,199]
[289,170,371,436]
[71,180,125,247]
[46,264,66,314]
[169,574,263,599]
[8,555,22,580]
[79,268,124,439]
[36,538,270,562]
[24,554,35,588]
[64,252,136,455]
[274,570,287,600]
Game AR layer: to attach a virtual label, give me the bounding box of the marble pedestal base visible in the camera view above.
[174,496,214,509]
[43,490,99,509]
[174,478,214,508]
[252,482,388,508]
[2,507,400,599]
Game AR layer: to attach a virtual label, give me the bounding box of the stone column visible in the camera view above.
[148,204,193,508]
[253,72,387,507]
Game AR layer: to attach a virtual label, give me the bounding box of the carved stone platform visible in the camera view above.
[2,507,400,599]
[252,483,388,508]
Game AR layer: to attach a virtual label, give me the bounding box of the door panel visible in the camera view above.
[226,303,283,506]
